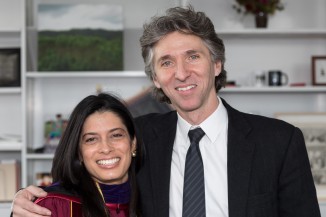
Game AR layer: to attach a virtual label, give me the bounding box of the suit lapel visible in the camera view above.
[223,100,255,217]
[146,112,177,217]
[142,101,255,217]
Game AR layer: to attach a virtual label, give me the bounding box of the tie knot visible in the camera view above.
[188,127,205,144]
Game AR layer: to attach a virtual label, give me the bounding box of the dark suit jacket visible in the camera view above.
[135,99,320,217]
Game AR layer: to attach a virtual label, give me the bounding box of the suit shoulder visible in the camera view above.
[238,112,301,144]
[243,112,294,130]
[223,98,295,132]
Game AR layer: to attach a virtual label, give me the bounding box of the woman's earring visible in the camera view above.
[132,151,136,157]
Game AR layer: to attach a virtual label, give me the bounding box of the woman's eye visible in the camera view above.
[112,133,125,139]
[85,137,96,143]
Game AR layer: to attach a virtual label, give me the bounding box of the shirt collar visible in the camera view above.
[176,97,228,143]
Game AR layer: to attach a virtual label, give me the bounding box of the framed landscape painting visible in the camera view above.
[37,3,123,71]
[275,112,326,200]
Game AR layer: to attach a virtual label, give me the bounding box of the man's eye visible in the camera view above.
[161,61,172,67]
[189,54,199,60]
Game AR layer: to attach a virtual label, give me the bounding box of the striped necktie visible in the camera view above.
[182,127,206,217]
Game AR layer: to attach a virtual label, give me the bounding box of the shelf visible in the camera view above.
[221,86,326,93]
[29,25,326,35]
[0,134,22,151]
[0,28,21,34]
[26,153,54,160]
[218,29,326,37]
[0,202,11,211]
[0,28,21,47]
[0,87,21,94]
[0,142,21,151]
[29,25,326,36]
[26,71,147,78]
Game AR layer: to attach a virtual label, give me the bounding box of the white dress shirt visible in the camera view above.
[169,97,229,217]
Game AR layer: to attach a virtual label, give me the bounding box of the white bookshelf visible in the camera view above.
[1,0,326,215]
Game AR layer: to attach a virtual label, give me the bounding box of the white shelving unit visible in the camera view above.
[22,0,178,188]
[23,0,326,192]
[0,0,325,215]
[0,0,24,214]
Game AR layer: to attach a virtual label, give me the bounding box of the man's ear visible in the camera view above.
[214,61,222,76]
[153,75,161,89]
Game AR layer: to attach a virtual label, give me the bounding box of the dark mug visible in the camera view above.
[268,70,288,86]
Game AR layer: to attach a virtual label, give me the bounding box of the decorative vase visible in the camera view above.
[255,11,268,28]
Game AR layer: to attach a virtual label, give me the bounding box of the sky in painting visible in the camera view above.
[38,4,123,31]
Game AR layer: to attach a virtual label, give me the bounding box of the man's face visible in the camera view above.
[152,31,221,120]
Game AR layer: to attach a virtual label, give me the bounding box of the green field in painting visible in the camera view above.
[38,29,123,71]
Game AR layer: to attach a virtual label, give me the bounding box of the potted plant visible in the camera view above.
[233,0,284,28]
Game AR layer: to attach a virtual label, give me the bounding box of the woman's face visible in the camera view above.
[79,111,136,185]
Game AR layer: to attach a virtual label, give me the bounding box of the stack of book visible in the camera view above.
[0,159,20,201]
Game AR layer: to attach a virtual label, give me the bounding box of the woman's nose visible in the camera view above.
[99,141,114,153]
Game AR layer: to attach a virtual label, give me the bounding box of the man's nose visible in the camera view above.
[174,61,190,81]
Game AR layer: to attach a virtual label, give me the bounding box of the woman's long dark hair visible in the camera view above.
[51,93,142,217]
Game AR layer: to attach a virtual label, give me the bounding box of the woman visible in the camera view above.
[34,93,142,217]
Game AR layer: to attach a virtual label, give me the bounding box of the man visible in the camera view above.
[12,6,320,217]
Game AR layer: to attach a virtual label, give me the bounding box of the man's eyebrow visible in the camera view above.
[186,49,196,54]
[157,50,198,60]
[155,49,201,64]
[156,54,172,64]
[186,49,202,55]
[158,54,172,61]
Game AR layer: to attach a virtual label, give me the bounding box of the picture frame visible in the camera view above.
[312,56,326,86]
[37,3,123,71]
[275,112,326,200]
[0,48,21,87]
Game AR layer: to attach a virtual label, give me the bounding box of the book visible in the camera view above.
[0,160,20,201]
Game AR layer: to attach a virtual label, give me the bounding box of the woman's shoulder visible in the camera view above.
[35,183,81,208]
[35,191,81,204]
[43,183,79,196]
[34,185,82,217]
